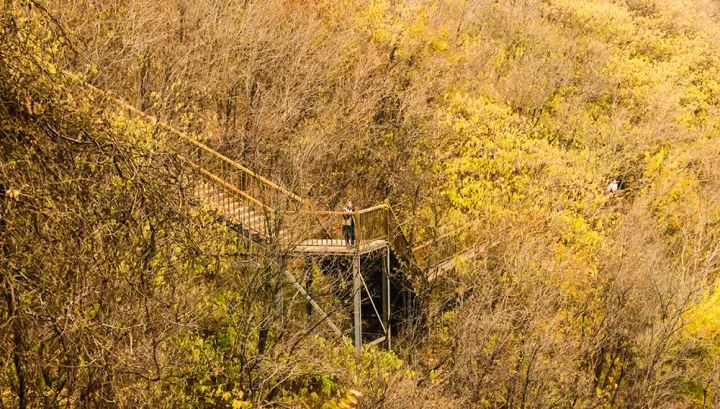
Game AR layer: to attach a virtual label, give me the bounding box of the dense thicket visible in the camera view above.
[3,0,720,407]
[0,7,387,408]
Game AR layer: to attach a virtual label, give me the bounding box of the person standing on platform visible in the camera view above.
[342,200,355,246]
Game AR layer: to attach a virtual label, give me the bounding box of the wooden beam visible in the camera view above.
[357,203,390,214]
[368,336,386,347]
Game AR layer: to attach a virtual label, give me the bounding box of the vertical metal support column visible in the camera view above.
[353,207,362,354]
[353,252,362,354]
[382,245,391,349]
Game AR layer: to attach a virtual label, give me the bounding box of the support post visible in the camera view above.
[382,245,391,349]
[353,252,362,354]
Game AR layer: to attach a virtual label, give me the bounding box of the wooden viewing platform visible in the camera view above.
[74,76,486,354]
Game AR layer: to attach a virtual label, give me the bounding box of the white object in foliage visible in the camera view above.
[605,180,619,194]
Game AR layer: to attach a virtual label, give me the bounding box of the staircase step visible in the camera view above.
[225,205,249,218]
[246,213,266,226]
[234,208,257,222]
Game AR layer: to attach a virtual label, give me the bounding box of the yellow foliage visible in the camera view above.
[684,285,720,339]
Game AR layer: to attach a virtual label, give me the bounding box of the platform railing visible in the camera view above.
[357,204,390,244]
[277,204,391,249]
[178,139,306,213]
[276,211,340,247]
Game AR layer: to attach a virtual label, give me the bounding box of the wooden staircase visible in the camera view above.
[196,182,283,241]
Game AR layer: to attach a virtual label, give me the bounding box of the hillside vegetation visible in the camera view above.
[3,0,720,407]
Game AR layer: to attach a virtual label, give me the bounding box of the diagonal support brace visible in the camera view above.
[283,271,342,337]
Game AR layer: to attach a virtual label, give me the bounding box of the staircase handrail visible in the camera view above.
[66,72,308,209]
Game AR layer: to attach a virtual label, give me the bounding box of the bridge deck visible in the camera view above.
[292,239,388,255]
